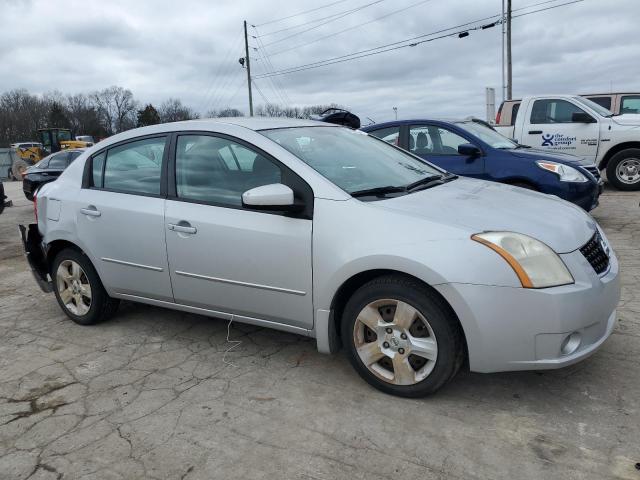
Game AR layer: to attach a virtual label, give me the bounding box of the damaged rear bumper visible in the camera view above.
[18,224,52,293]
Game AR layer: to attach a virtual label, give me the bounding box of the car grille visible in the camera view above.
[580,231,609,274]
[584,165,601,181]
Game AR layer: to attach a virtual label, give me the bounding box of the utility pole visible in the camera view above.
[506,0,512,100]
[501,0,506,102]
[243,20,254,116]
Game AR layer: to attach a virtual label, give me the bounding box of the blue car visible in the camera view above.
[361,119,602,211]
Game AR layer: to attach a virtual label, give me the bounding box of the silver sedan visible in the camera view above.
[20,118,620,397]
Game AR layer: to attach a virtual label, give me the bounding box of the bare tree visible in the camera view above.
[91,86,138,135]
[207,108,244,118]
[159,98,199,123]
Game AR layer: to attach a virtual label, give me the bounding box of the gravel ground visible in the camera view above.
[0,180,638,480]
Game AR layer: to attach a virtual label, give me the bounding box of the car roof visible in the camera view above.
[173,117,330,131]
[361,118,474,130]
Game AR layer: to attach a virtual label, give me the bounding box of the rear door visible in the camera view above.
[164,133,314,329]
[519,98,600,162]
[76,136,173,301]
[408,124,484,176]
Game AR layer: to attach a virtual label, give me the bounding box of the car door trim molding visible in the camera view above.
[174,270,306,296]
[101,257,164,272]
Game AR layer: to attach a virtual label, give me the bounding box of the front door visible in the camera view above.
[164,133,314,329]
[75,136,173,301]
[409,124,484,177]
[520,98,600,163]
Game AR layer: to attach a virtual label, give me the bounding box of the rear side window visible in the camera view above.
[67,151,82,165]
[586,96,612,110]
[368,126,400,146]
[530,99,589,124]
[103,137,165,195]
[48,153,68,169]
[621,96,640,114]
[510,103,520,125]
[175,135,281,207]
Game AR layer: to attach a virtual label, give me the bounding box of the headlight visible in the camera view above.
[472,232,574,288]
[536,161,587,182]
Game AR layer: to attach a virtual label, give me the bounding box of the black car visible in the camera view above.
[22,149,84,200]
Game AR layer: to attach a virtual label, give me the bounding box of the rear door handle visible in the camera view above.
[168,223,197,234]
[528,130,543,134]
[80,206,101,217]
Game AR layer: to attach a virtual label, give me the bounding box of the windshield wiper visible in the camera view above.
[515,144,531,149]
[350,185,406,197]
[405,174,445,192]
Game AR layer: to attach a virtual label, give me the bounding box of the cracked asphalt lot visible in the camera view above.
[0,180,638,479]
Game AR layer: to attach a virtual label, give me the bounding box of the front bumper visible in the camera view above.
[435,248,620,373]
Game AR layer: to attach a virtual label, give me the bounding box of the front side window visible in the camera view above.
[621,96,640,114]
[102,137,165,194]
[260,127,443,194]
[368,126,400,146]
[175,135,281,207]
[433,127,468,155]
[530,99,590,124]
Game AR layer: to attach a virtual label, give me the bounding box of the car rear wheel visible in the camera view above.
[52,248,119,325]
[341,274,465,397]
[607,149,640,191]
[12,159,29,180]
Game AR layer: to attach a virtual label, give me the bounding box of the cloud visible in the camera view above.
[0,0,638,122]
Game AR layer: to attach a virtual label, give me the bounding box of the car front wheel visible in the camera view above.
[52,248,119,325]
[341,274,465,397]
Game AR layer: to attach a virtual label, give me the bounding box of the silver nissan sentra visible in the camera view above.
[20,118,620,397]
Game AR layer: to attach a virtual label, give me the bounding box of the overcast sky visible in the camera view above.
[1,0,638,123]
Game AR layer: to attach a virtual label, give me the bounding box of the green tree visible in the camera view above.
[137,104,161,127]
[48,101,70,128]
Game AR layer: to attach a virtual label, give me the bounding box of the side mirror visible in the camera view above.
[571,112,595,123]
[458,143,481,157]
[242,183,302,212]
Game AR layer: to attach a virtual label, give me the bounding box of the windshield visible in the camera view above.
[455,121,517,149]
[260,127,444,194]
[573,96,613,117]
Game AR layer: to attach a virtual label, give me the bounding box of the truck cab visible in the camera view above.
[495,95,640,190]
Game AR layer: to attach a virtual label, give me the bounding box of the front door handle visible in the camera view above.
[80,206,101,217]
[528,130,543,135]
[168,223,197,234]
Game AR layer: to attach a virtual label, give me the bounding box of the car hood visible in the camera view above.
[611,114,640,126]
[508,148,590,167]
[375,177,596,253]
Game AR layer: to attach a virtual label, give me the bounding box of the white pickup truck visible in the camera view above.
[495,94,640,190]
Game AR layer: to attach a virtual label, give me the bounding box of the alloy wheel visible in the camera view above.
[56,259,92,316]
[353,299,438,386]
[616,158,640,185]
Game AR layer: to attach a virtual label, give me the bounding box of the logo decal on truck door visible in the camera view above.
[540,133,576,150]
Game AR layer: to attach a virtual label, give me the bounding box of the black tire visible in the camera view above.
[52,248,119,325]
[341,274,465,397]
[606,149,640,191]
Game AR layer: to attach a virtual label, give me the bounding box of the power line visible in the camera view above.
[252,29,292,105]
[255,0,350,27]
[261,0,388,48]
[254,0,586,79]
[252,79,271,104]
[268,0,435,57]
[255,13,504,78]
